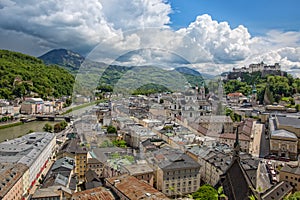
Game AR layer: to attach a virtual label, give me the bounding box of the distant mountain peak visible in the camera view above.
[39,49,85,72]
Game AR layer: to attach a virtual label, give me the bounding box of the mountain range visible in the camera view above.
[39,49,211,94]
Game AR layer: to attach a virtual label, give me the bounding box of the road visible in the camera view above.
[250,122,269,158]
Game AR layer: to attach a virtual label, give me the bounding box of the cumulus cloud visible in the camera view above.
[0,0,300,75]
[0,0,171,55]
[176,14,252,64]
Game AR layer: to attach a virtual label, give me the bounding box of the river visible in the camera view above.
[0,105,96,143]
[0,121,58,142]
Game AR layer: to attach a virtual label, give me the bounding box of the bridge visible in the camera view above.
[35,115,73,122]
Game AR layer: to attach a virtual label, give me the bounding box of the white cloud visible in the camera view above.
[0,0,171,55]
[1,0,300,75]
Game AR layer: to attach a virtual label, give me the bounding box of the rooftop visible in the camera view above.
[261,181,293,200]
[106,174,169,200]
[280,164,300,175]
[51,157,74,171]
[32,185,72,199]
[0,163,28,198]
[91,147,127,163]
[271,129,298,139]
[0,132,55,166]
[72,187,115,200]
[123,163,154,175]
[276,115,300,128]
[151,148,201,170]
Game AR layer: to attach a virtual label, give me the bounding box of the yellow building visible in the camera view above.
[0,163,28,200]
[279,164,300,191]
[75,148,87,182]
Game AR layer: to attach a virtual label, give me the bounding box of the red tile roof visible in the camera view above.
[71,187,115,200]
[106,174,170,200]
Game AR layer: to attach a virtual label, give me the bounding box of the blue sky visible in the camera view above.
[168,0,300,35]
[0,0,299,75]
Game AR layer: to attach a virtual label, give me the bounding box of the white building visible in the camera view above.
[0,132,56,191]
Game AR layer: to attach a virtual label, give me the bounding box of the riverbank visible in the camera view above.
[0,121,23,130]
[0,121,57,142]
[61,99,107,115]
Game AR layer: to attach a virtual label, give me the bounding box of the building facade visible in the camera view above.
[279,164,300,191]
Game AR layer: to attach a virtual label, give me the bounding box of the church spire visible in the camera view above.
[233,124,240,158]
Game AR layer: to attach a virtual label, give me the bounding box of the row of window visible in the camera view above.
[165,180,197,187]
[285,176,300,182]
[165,186,198,194]
[166,169,198,175]
[165,174,198,180]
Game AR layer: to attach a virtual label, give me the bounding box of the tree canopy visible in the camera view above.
[224,73,300,104]
[0,50,75,99]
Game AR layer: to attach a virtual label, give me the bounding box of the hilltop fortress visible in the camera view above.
[227,62,286,80]
[233,62,280,73]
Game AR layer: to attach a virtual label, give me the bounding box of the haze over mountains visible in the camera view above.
[39,49,209,93]
[0,48,209,99]
[38,48,214,79]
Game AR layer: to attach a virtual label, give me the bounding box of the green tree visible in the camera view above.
[192,184,218,200]
[0,50,75,99]
[216,186,227,200]
[112,140,127,148]
[43,123,53,133]
[65,98,72,107]
[284,191,300,200]
[59,120,68,129]
[54,123,61,133]
[107,125,117,134]
[100,140,113,147]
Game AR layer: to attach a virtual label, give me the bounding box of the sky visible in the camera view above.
[0,0,300,75]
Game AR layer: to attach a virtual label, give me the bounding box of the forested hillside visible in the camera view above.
[0,50,75,99]
[224,72,300,103]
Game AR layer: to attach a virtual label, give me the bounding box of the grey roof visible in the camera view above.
[54,174,69,186]
[0,132,55,166]
[123,164,154,175]
[91,147,127,163]
[280,164,300,175]
[276,116,300,128]
[153,148,200,170]
[51,157,74,171]
[271,129,297,139]
[85,169,100,182]
[261,181,293,200]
